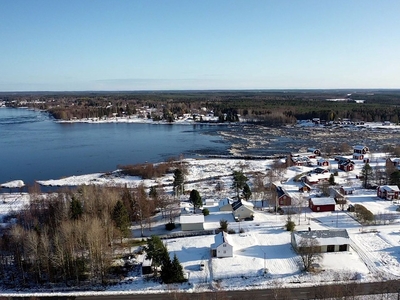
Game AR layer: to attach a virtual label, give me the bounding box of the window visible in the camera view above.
[327,245,335,252]
[223,244,226,247]
[339,244,347,252]
[317,207,320,211]
[223,251,226,254]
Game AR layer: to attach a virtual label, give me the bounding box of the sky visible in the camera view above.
[0,0,399,91]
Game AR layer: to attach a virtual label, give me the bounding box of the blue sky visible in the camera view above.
[0,0,399,91]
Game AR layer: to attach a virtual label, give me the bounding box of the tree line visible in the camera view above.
[0,184,178,288]
[4,90,400,125]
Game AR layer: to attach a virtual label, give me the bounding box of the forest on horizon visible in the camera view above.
[2,89,400,125]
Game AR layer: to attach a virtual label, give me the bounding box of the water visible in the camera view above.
[0,108,229,185]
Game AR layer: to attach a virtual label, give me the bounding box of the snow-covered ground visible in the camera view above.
[2,150,400,298]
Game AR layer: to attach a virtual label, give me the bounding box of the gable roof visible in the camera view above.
[379,185,400,192]
[212,231,232,248]
[276,186,289,198]
[232,199,254,211]
[180,214,204,224]
[292,229,349,246]
[310,197,336,206]
[353,145,369,151]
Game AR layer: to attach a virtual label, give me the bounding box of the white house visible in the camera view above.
[232,199,254,220]
[211,231,233,258]
[180,214,204,231]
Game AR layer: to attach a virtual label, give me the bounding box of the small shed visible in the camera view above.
[291,229,350,253]
[309,197,336,212]
[317,158,330,167]
[340,186,354,195]
[308,148,321,156]
[180,214,204,231]
[141,258,153,275]
[353,145,369,154]
[338,160,355,172]
[211,231,233,258]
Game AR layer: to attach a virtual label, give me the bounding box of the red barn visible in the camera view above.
[309,197,336,212]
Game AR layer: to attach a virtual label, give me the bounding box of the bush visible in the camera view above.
[165,222,176,231]
[354,204,374,223]
[118,162,172,179]
[228,229,236,234]
[285,220,296,232]
[202,208,210,216]
[219,219,228,232]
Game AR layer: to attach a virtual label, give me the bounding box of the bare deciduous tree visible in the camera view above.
[296,237,323,271]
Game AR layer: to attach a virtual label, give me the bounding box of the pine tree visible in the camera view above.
[361,163,373,188]
[112,200,131,240]
[242,183,252,200]
[232,170,248,199]
[145,235,166,275]
[70,196,83,220]
[173,168,185,196]
[160,247,173,283]
[170,253,185,283]
[189,189,202,212]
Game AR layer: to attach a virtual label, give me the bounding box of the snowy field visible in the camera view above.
[2,130,400,296]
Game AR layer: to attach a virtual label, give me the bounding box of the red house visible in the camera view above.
[386,157,400,169]
[276,186,291,206]
[377,185,400,200]
[338,160,354,172]
[353,153,365,160]
[317,158,330,167]
[309,197,336,212]
[353,145,369,154]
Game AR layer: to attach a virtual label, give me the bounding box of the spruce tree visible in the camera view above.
[171,254,185,283]
[112,200,131,239]
[242,183,252,200]
[160,247,173,283]
[70,196,83,220]
[189,189,202,212]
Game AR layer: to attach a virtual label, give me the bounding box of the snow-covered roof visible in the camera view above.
[293,229,350,246]
[219,198,233,207]
[354,145,368,150]
[232,199,254,211]
[380,185,400,192]
[309,197,336,206]
[306,173,330,181]
[180,214,204,224]
[340,186,354,192]
[211,231,232,248]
